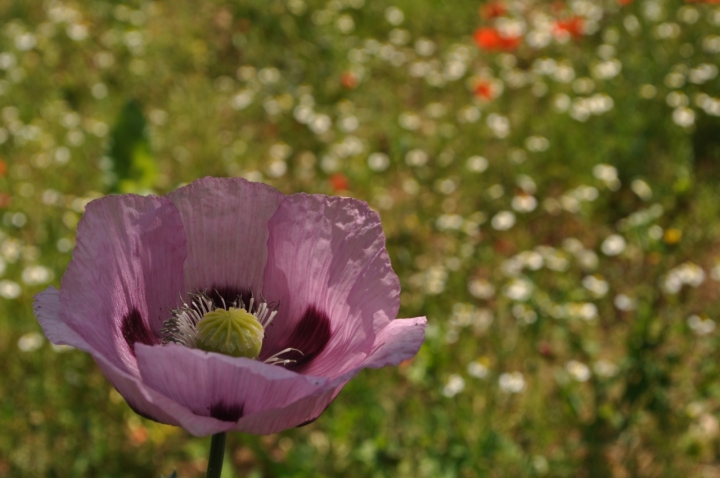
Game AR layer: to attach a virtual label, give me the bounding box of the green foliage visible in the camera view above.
[108,99,158,193]
[2,0,720,477]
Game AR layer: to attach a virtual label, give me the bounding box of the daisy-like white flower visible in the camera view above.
[34,177,426,436]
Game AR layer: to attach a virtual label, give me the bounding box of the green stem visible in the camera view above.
[206,432,226,478]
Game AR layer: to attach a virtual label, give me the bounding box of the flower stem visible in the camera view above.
[206,432,226,478]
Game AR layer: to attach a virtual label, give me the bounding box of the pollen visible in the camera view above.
[196,307,264,359]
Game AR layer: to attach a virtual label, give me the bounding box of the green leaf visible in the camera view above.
[107,99,158,194]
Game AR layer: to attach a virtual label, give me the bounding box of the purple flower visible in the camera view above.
[34,177,426,436]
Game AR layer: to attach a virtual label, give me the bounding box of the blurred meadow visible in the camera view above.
[3,0,720,476]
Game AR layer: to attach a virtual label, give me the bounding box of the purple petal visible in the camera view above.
[34,287,90,350]
[35,290,231,437]
[92,350,235,436]
[232,371,354,434]
[261,194,401,378]
[59,195,186,374]
[360,316,427,369]
[135,344,329,430]
[236,317,427,434]
[241,317,427,434]
[208,317,427,435]
[166,177,285,297]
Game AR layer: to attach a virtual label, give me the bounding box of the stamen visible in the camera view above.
[265,309,279,328]
[264,347,303,364]
[265,359,296,366]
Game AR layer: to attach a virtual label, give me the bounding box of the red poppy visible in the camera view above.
[129,424,149,445]
[554,16,585,39]
[0,159,5,177]
[480,1,506,20]
[329,173,350,192]
[474,81,494,100]
[0,193,10,208]
[473,27,521,51]
[341,72,358,89]
[617,0,633,5]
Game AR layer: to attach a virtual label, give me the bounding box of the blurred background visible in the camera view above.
[2,0,720,476]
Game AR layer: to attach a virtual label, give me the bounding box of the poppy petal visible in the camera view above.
[234,317,427,434]
[167,177,285,296]
[249,317,427,432]
[360,316,427,369]
[135,344,329,430]
[34,286,90,350]
[35,288,233,436]
[261,194,401,378]
[232,372,354,434]
[92,349,236,436]
[59,195,186,374]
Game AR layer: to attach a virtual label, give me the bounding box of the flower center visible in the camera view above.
[160,290,302,366]
[196,308,264,358]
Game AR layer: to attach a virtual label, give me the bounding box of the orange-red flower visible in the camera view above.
[554,16,585,39]
[474,81,495,100]
[329,173,350,192]
[341,72,358,89]
[473,27,522,51]
[480,1,506,20]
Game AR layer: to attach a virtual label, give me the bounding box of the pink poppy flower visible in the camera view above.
[34,177,426,436]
